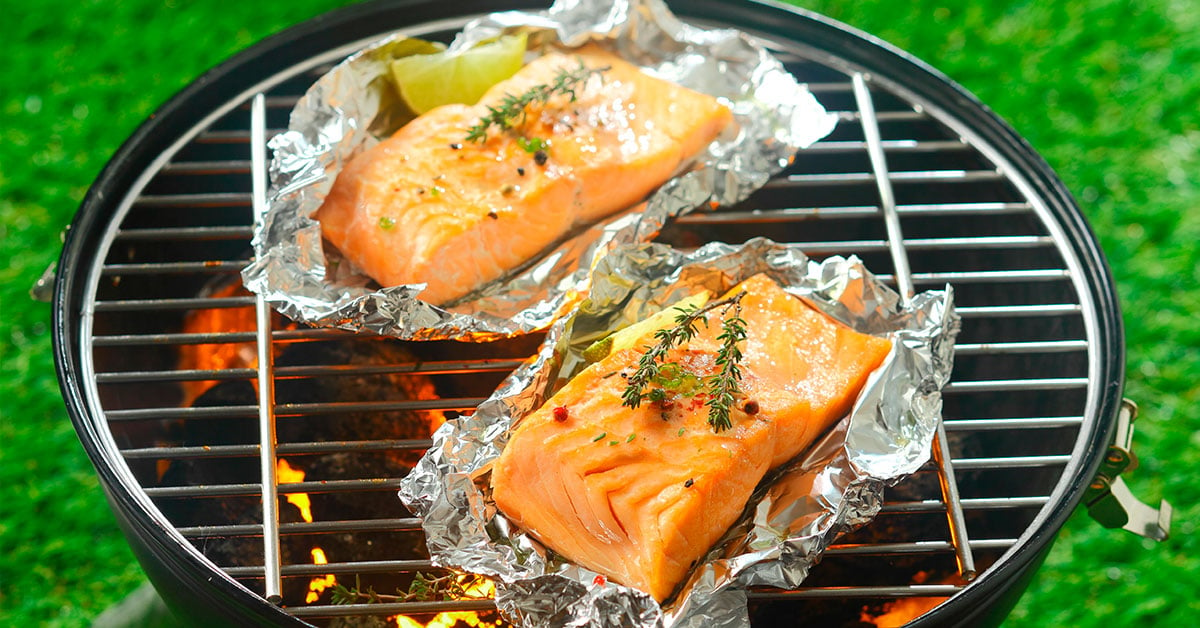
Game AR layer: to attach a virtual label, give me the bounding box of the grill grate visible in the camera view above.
[74,11,1103,626]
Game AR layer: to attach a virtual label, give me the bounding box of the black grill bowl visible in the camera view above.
[53,1,1123,626]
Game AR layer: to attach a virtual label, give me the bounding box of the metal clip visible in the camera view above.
[1083,399,1171,541]
[30,261,57,303]
[30,227,68,303]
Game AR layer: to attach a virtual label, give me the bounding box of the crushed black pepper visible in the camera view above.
[516,167,525,176]
[487,210,499,219]
[684,478,694,488]
[533,150,548,166]
[448,142,462,150]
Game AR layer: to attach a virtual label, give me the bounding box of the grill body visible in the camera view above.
[53,0,1124,626]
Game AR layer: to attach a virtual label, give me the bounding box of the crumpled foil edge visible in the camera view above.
[400,238,960,628]
[241,0,838,340]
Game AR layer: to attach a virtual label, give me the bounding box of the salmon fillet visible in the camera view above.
[490,274,893,602]
[315,48,734,305]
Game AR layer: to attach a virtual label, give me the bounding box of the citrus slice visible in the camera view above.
[582,292,713,363]
[390,33,528,115]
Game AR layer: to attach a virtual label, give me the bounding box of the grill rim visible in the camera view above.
[52,0,1125,626]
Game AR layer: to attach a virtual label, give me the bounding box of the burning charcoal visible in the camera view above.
[274,339,444,450]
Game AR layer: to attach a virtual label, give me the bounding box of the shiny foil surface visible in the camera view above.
[241,0,836,339]
[399,238,960,627]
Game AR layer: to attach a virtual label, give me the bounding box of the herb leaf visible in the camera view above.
[331,572,490,605]
[704,295,747,432]
[465,60,609,143]
[516,136,549,153]
[621,291,748,432]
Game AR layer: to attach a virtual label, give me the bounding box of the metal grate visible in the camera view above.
[75,11,1101,627]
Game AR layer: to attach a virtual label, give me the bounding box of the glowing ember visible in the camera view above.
[306,548,338,604]
[276,459,313,523]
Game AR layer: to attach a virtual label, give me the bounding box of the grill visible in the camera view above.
[53,1,1128,626]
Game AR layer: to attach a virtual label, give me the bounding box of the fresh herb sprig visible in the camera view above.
[464,60,609,143]
[330,572,489,606]
[704,296,747,432]
[621,291,748,432]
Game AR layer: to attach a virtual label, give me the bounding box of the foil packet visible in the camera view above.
[399,238,960,628]
[241,0,837,340]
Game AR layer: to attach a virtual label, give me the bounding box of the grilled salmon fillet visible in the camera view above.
[490,274,893,602]
[315,48,734,305]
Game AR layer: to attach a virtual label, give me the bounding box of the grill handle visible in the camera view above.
[1084,399,1171,540]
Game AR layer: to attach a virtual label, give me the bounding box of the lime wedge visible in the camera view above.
[390,33,528,115]
[582,292,713,363]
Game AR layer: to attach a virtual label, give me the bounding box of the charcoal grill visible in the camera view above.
[53,0,1162,625]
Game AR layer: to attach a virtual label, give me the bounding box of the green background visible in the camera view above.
[2,0,1193,625]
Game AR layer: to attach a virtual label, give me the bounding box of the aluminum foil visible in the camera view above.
[241,0,837,340]
[399,238,960,628]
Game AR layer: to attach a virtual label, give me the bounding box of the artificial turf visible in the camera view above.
[2,0,1194,626]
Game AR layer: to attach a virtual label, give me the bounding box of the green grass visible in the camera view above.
[2,0,1193,625]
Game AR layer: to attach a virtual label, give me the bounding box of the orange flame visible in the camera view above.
[177,284,260,406]
[276,459,313,523]
[860,596,947,627]
[276,458,338,604]
[307,548,338,604]
[860,571,950,626]
[392,577,500,628]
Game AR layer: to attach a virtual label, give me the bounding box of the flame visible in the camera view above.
[275,458,338,604]
[306,548,338,604]
[398,369,451,441]
[860,596,947,627]
[860,571,950,626]
[392,577,501,628]
[276,459,313,523]
[177,283,260,406]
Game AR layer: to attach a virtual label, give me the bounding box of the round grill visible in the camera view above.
[53,0,1122,626]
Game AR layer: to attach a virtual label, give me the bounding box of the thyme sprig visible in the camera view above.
[464,60,609,143]
[330,572,490,606]
[705,296,747,432]
[621,291,748,432]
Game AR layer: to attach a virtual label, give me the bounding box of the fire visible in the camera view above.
[276,459,313,523]
[392,577,501,628]
[276,458,339,604]
[859,571,950,626]
[860,596,947,627]
[177,283,260,406]
[306,548,338,604]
